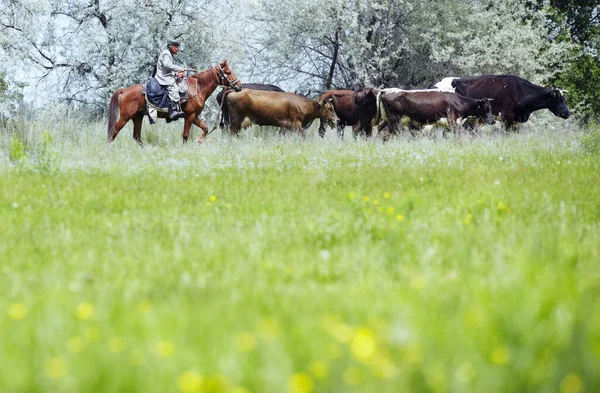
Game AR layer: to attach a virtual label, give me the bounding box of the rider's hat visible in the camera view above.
[167,40,181,48]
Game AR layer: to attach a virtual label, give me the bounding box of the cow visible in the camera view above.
[225,89,338,137]
[433,75,571,128]
[374,89,496,138]
[317,88,379,138]
[216,83,284,129]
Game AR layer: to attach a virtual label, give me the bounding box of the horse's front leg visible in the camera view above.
[182,115,195,143]
[193,117,209,144]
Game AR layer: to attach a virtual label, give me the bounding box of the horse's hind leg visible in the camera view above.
[132,114,144,145]
[111,117,129,142]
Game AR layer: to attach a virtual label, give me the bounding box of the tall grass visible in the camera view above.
[0,115,598,393]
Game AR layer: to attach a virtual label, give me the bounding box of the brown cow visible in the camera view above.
[225,89,338,136]
[375,89,495,137]
[318,89,379,138]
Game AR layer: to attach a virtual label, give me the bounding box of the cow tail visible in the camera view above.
[107,88,122,142]
[372,90,385,128]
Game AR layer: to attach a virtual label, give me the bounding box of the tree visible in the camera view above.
[528,0,600,122]
[1,0,231,117]
[246,0,573,95]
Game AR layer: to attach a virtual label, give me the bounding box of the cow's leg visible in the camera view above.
[318,120,326,138]
[193,117,209,144]
[132,114,144,145]
[351,123,361,139]
[182,114,195,143]
[292,122,305,138]
[336,120,345,139]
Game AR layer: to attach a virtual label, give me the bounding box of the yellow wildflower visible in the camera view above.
[383,192,391,199]
[309,361,330,379]
[236,333,257,352]
[363,196,370,202]
[45,357,66,380]
[205,374,229,393]
[560,373,583,393]
[157,340,176,357]
[288,373,314,393]
[85,327,101,343]
[76,302,94,320]
[66,336,84,353]
[396,214,405,221]
[7,303,28,320]
[490,346,511,365]
[259,318,280,340]
[129,350,145,366]
[463,214,473,225]
[176,371,203,393]
[464,307,482,328]
[137,300,152,315]
[108,337,126,354]
[410,275,425,290]
[331,323,354,343]
[350,328,377,360]
[210,195,217,202]
[386,207,395,215]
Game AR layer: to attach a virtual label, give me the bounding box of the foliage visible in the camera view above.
[1,0,238,116]
[248,0,574,94]
[34,130,60,175]
[8,132,29,164]
[0,120,599,393]
[579,122,600,154]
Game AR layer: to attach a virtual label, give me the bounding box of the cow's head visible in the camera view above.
[353,88,379,115]
[476,98,496,125]
[548,89,571,119]
[316,97,338,128]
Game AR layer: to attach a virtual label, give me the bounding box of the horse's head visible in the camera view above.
[216,60,242,92]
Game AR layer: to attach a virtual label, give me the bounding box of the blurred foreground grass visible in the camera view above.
[0,119,599,393]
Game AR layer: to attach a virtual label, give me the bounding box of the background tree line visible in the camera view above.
[1,0,599,123]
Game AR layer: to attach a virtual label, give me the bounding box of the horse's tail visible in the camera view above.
[107,88,123,142]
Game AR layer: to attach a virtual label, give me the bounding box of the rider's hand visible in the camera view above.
[177,71,184,78]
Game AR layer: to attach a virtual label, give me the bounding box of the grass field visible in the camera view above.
[1,118,599,393]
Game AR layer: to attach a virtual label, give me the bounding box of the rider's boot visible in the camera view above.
[168,99,184,120]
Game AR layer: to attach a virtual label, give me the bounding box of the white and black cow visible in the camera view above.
[433,75,571,128]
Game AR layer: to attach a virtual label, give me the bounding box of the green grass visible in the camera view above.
[0,118,599,393]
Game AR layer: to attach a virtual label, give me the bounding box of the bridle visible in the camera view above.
[215,64,239,88]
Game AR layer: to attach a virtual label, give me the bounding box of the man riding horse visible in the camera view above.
[156,40,185,120]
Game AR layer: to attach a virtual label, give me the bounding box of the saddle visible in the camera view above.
[141,77,198,123]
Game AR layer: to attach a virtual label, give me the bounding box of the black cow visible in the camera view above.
[375,89,495,137]
[217,83,284,128]
[437,75,571,128]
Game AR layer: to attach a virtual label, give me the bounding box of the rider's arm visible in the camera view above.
[160,53,184,74]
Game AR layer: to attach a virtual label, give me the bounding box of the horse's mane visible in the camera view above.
[191,67,215,86]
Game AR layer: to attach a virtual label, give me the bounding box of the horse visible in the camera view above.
[107,60,242,144]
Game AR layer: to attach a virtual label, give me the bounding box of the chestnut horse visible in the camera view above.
[107,60,242,144]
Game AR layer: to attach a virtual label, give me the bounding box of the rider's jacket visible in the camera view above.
[155,49,183,86]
